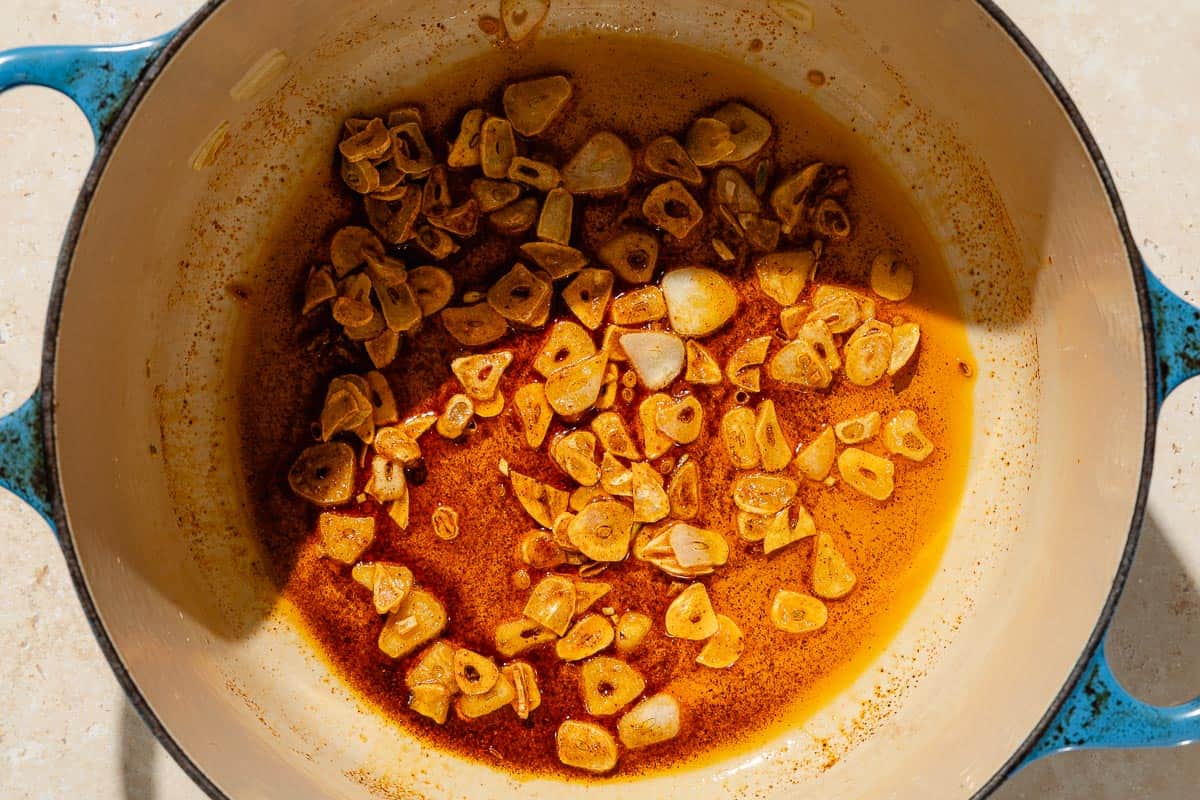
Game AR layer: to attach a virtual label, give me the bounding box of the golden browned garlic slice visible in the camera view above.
[453,648,501,696]
[618,694,682,749]
[712,102,773,163]
[387,494,410,531]
[505,661,542,720]
[563,269,614,330]
[794,426,836,481]
[812,532,856,599]
[495,617,557,658]
[844,319,894,387]
[551,431,601,487]
[365,329,401,368]
[580,656,646,716]
[615,612,652,654]
[451,351,514,401]
[721,406,760,470]
[503,74,572,136]
[643,181,704,240]
[638,394,676,459]
[661,267,738,336]
[318,512,375,564]
[288,442,355,506]
[406,641,457,723]
[329,226,383,276]
[727,336,772,393]
[524,574,576,637]
[365,455,407,503]
[684,340,723,385]
[600,452,634,497]
[569,485,609,513]
[447,108,486,168]
[490,196,540,235]
[432,506,460,541]
[597,230,659,284]
[436,394,474,439]
[563,132,634,195]
[755,251,813,306]
[665,583,720,640]
[733,473,798,514]
[567,498,634,562]
[764,504,816,554]
[500,0,550,42]
[534,320,596,378]
[591,411,642,460]
[684,117,736,166]
[869,251,914,301]
[668,522,729,570]
[666,458,700,520]
[835,411,881,445]
[712,166,761,214]
[655,395,703,444]
[767,339,833,389]
[610,286,667,326]
[471,178,521,213]
[546,351,609,417]
[474,391,505,417]
[631,462,671,523]
[379,587,447,658]
[573,580,612,615]
[644,135,703,186]
[755,399,793,472]
[408,683,453,725]
[557,719,619,773]
[518,242,586,281]
[375,427,422,466]
[487,263,552,328]
[456,671,516,720]
[509,469,570,528]
[882,409,934,461]
[556,613,615,661]
[770,589,827,634]
[620,331,685,391]
[889,322,921,375]
[354,562,414,614]
[696,614,744,669]
[737,509,788,543]
[837,448,895,500]
[520,529,568,569]
[537,187,574,245]
[441,304,508,347]
[514,382,553,448]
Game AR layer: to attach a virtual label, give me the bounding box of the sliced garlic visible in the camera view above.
[807,285,872,335]
[755,399,792,472]
[535,320,596,378]
[318,512,375,564]
[889,321,921,375]
[474,390,505,418]
[882,409,935,462]
[869,251,914,301]
[431,505,460,541]
[573,580,612,615]
[591,411,642,459]
[551,430,601,487]
[721,406,760,470]
[453,648,501,696]
[767,339,833,389]
[556,613,615,661]
[638,394,676,459]
[580,656,646,716]
[563,269,614,330]
[519,529,568,570]
[794,426,836,481]
[666,458,700,520]
[654,395,703,445]
[615,611,652,654]
[456,671,516,720]
[487,263,553,327]
[696,614,744,668]
[407,265,454,316]
[630,462,671,523]
[470,178,521,212]
[451,350,514,401]
[480,116,516,179]
[844,319,893,387]
[354,562,414,614]
[837,448,895,500]
[563,132,634,195]
[600,452,634,497]
[509,469,569,528]
[684,340,723,385]
[661,267,738,337]
[514,382,553,448]
[495,617,557,658]
[409,683,452,725]
[727,336,772,393]
[684,117,735,166]
[436,394,474,439]
[567,498,634,562]
[812,532,857,599]
[537,187,574,245]
[835,411,881,445]
[500,0,550,43]
[441,303,508,346]
[289,442,355,506]
[611,286,668,325]
[665,583,720,640]
[643,180,704,240]
[379,588,447,658]
[597,230,659,284]
[644,136,703,186]
[524,575,577,636]
[733,473,798,515]
[546,351,609,417]
[505,661,542,720]
[764,504,815,554]
[621,331,685,391]
[503,74,573,136]
[520,241,587,279]
[447,108,485,168]
[618,693,682,749]
[737,509,788,543]
[755,251,813,306]
[557,719,619,773]
[769,589,828,634]
[668,522,729,570]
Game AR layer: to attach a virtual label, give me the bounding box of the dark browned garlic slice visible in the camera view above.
[597,230,659,284]
[448,108,486,168]
[500,0,550,44]
[330,226,384,277]
[391,122,435,177]
[490,196,540,235]
[339,117,390,162]
[503,74,573,136]
[711,102,772,163]
[520,241,587,280]
[644,135,703,186]
[643,180,704,240]
[441,303,508,346]
[684,117,736,166]
[480,117,517,179]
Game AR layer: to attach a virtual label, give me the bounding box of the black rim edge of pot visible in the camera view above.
[33,2,1157,798]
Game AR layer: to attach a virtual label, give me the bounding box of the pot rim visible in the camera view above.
[35,2,1157,798]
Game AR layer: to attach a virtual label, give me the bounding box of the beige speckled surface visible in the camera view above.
[0,1,1197,798]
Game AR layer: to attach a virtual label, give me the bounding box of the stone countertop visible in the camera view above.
[0,1,1197,798]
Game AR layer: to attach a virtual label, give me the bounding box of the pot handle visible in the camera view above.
[0,34,171,527]
[1028,266,1200,761]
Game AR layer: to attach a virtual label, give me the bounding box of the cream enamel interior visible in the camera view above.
[49,1,1146,798]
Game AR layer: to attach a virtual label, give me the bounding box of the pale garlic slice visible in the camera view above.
[883,409,935,462]
[712,102,773,163]
[798,318,841,373]
[721,406,760,470]
[495,617,558,658]
[563,269,614,330]
[537,187,574,245]
[500,0,550,42]
[733,473,798,515]
[551,430,601,487]
[644,136,703,186]
[837,447,895,500]
[546,351,609,417]
[514,382,553,448]
[696,614,744,669]
[580,656,646,716]
[737,509,789,543]
[524,575,576,637]
[503,74,572,136]
[770,589,828,634]
[620,331,685,391]
[665,583,720,640]
[727,336,772,393]
[890,321,921,375]
[597,230,658,284]
[844,319,894,387]
[643,180,704,240]
[685,340,723,385]
[441,303,508,346]
[755,399,792,472]
[436,394,474,439]
[765,504,816,554]
[615,611,652,654]
[835,411,881,445]
[453,648,501,696]
[638,394,676,459]
[794,426,836,481]
[631,462,671,524]
[451,351,514,401]
[288,442,355,506]
[591,411,642,459]
[319,512,375,564]
[557,719,619,773]
[567,498,634,562]
[618,693,682,749]
[812,532,857,599]
[456,671,516,720]
[379,588,447,658]
[666,458,700,520]
[870,251,914,301]
[661,268,738,337]
[563,132,634,195]
[767,339,833,389]
[684,117,736,166]
[556,613,615,661]
[755,250,813,306]
[655,395,703,444]
[505,661,542,720]
[509,469,570,528]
